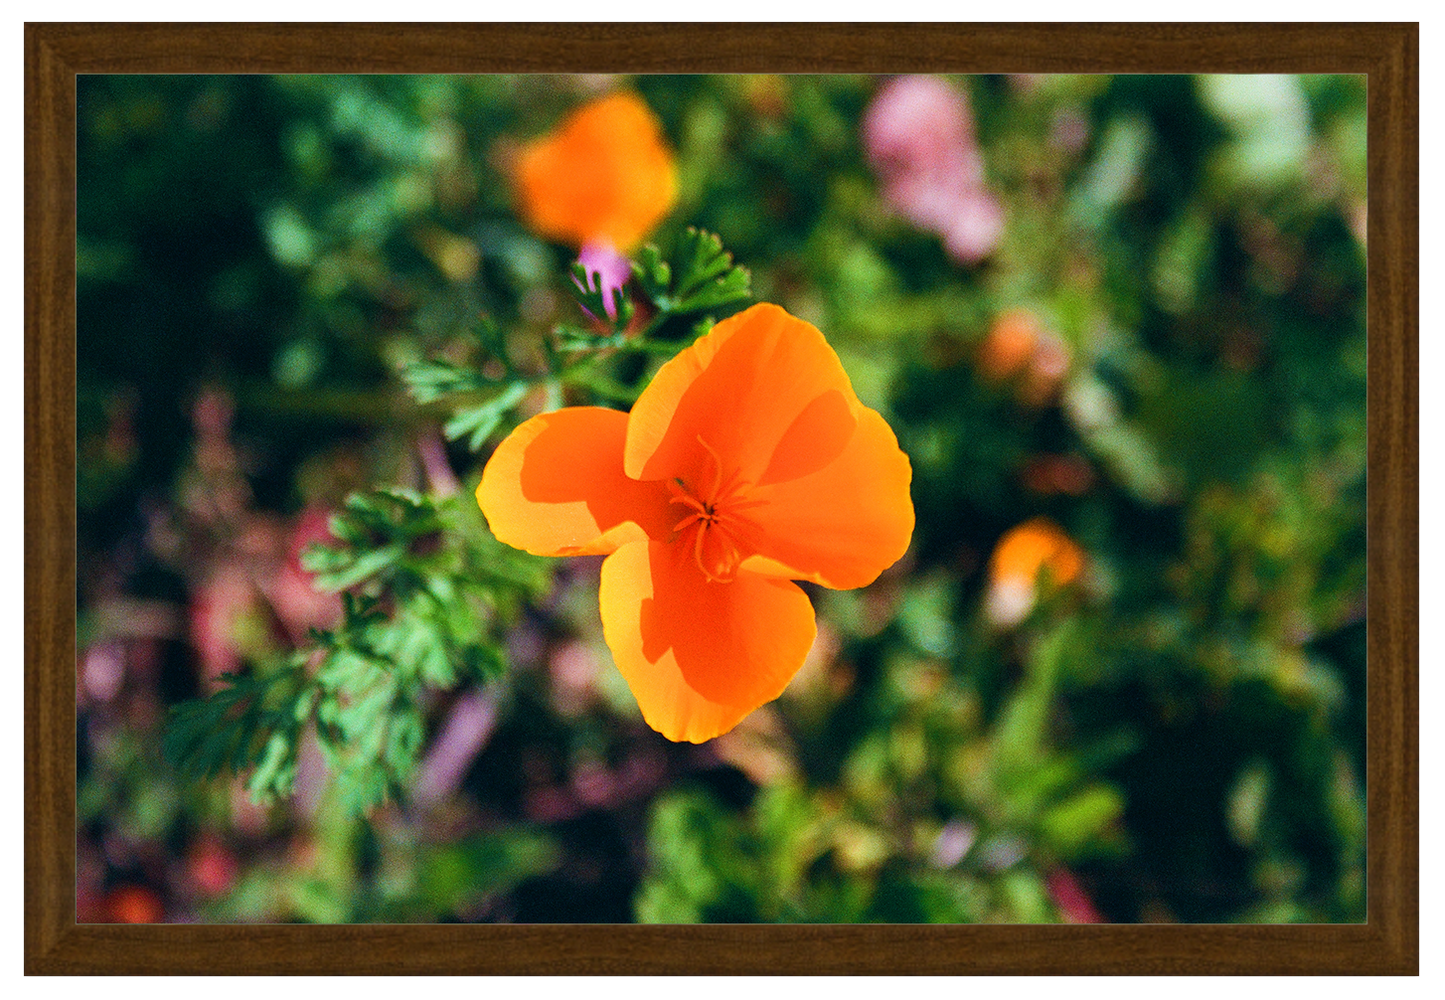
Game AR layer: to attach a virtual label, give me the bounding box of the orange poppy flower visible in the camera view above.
[989,517,1084,588]
[977,309,1072,405]
[514,91,678,251]
[985,517,1084,626]
[477,303,914,742]
[977,308,1040,381]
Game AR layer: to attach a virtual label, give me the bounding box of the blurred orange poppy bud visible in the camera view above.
[514,91,677,251]
[977,308,1071,404]
[977,309,1041,381]
[985,517,1084,626]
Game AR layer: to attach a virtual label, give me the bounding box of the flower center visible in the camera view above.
[667,436,766,583]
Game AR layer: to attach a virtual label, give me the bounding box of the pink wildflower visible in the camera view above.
[862,75,1004,265]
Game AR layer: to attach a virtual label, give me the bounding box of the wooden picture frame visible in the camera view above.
[27,22,1418,974]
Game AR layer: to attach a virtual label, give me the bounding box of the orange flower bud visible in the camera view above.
[514,92,677,251]
[989,517,1084,588]
[985,517,1085,626]
[978,309,1072,404]
[977,308,1041,381]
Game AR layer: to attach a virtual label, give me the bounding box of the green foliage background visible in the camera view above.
[77,73,1366,924]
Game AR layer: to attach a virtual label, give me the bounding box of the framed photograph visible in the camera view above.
[27,23,1417,974]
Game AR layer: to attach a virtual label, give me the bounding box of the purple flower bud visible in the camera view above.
[575,240,633,320]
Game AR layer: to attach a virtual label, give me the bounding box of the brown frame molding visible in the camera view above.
[27,23,1417,974]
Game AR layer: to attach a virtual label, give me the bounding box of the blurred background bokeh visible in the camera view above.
[77,73,1367,924]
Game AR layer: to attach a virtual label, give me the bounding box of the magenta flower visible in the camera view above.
[575,240,634,320]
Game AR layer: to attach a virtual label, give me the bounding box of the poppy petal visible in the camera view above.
[476,407,672,557]
[741,406,914,590]
[624,303,861,488]
[599,540,817,743]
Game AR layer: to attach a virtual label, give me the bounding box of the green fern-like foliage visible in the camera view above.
[165,230,750,817]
